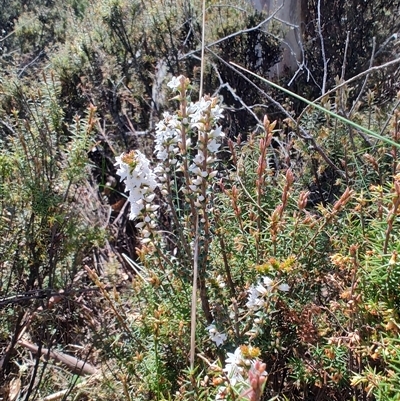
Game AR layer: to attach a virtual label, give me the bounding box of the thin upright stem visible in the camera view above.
[190,214,199,370]
[199,0,206,98]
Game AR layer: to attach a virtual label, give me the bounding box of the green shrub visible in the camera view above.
[0,72,105,396]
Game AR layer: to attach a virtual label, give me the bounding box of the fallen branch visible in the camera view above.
[18,339,97,376]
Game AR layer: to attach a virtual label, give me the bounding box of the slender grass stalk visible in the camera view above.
[230,62,400,149]
[199,0,206,99]
[190,0,207,372]
[154,329,161,400]
[190,214,199,370]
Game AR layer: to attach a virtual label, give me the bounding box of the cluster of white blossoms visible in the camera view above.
[155,76,224,166]
[154,75,224,208]
[246,276,290,311]
[215,346,267,400]
[154,111,182,163]
[187,98,224,209]
[223,347,249,385]
[114,150,159,240]
[115,75,225,239]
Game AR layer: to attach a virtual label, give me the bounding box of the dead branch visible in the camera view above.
[178,4,283,61]
[215,53,344,177]
[317,0,328,95]
[297,54,400,126]
[18,339,97,376]
[350,37,377,116]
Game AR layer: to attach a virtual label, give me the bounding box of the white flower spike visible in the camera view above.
[114,150,158,220]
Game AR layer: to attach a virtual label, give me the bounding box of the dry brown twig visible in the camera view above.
[17,340,97,376]
[179,4,283,62]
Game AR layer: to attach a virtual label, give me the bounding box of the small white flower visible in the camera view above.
[207,138,220,153]
[129,201,144,219]
[223,347,245,385]
[154,165,165,174]
[246,285,265,310]
[224,347,243,367]
[263,276,289,292]
[209,125,224,139]
[246,276,290,311]
[167,75,186,91]
[192,177,203,185]
[255,283,269,296]
[263,276,274,288]
[216,275,226,288]
[187,98,212,121]
[206,324,227,347]
[278,283,290,292]
[189,164,202,174]
[193,153,205,165]
[156,149,168,161]
[144,194,156,202]
[142,229,151,238]
[211,103,224,121]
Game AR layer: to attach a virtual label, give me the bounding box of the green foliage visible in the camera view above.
[92,79,400,400]
[2,0,400,400]
[0,71,105,395]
